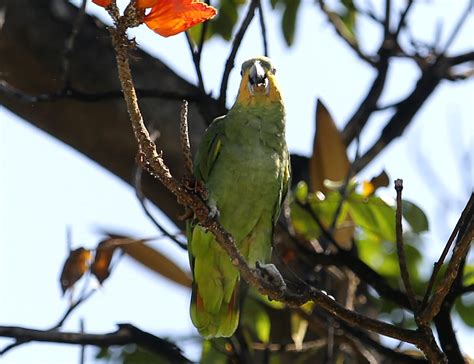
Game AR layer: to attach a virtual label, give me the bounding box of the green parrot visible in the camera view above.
[188,56,290,338]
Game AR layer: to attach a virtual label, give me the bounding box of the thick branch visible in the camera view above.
[0,0,223,231]
[418,199,474,323]
[0,324,190,363]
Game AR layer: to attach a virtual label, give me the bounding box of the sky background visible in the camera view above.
[0,0,473,363]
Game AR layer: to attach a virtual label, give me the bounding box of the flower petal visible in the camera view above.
[144,0,217,37]
[92,0,112,7]
[136,0,159,8]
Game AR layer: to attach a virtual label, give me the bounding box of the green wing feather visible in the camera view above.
[194,116,225,183]
[188,116,240,338]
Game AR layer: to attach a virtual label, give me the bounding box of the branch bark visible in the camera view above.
[0,0,223,229]
[0,324,191,363]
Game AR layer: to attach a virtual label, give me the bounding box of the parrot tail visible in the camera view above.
[189,227,240,338]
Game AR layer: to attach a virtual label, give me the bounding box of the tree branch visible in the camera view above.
[342,55,389,145]
[102,6,456,362]
[418,193,474,324]
[0,324,190,363]
[184,31,206,91]
[317,0,377,66]
[219,0,260,104]
[0,80,205,103]
[421,193,474,308]
[134,162,187,251]
[353,56,458,172]
[257,0,269,57]
[394,179,418,311]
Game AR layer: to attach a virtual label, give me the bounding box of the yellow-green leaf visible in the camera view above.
[290,312,308,350]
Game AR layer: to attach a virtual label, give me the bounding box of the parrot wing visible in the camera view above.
[194,116,225,183]
[188,115,240,338]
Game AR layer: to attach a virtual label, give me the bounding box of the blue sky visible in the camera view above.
[0,0,473,362]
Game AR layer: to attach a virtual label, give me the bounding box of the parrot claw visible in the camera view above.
[200,199,220,228]
[207,199,220,219]
[255,262,286,290]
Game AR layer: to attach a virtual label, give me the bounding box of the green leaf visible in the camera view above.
[290,200,322,240]
[123,345,170,364]
[187,25,203,45]
[290,312,308,349]
[339,0,357,38]
[200,339,229,364]
[290,191,351,241]
[281,0,301,46]
[243,298,271,343]
[402,200,429,233]
[356,234,421,285]
[455,295,474,327]
[207,1,244,41]
[294,181,309,203]
[464,265,474,286]
[251,288,286,309]
[95,345,172,364]
[347,194,396,243]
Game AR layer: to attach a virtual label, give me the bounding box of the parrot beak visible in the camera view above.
[247,61,269,96]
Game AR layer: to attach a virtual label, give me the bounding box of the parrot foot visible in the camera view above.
[255,262,287,290]
[206,199,220,220]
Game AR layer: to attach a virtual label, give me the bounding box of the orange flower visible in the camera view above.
[143,0,217,37]
[137,0,158,7]
[92,0,112,7]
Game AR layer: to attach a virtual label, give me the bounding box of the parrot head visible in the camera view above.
[236,56,282,106]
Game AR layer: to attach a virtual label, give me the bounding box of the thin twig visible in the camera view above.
[441,0,472,55]
[384,0,391,39]
[257,0,269,57]
[79,319,85,364]
[197,0,210,57]
[61,0,87,87]
[419,195,474,324]
[342,55,389,145]
[318,0,377,66]
[353,51,473,172]
[0,289,96,355]
[219,0,259,104]
[421,193,474,308]
[394,0,414,38]
[179,100,194,178]
[133,163,187,251]
[394,179,418,311]
[184,31,205,91]
[459,284,474,295]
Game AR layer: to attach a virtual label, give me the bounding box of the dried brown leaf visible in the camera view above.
[121,241,192,288]
[91,239,117,284]
[59,247,92,294]
[309,100,351,194]
[362,170,389,197]
[309,100,353,248]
